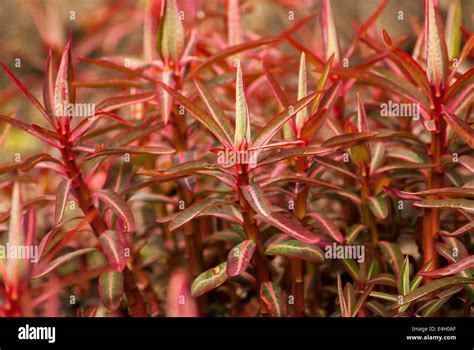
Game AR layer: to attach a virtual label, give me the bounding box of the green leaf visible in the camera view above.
[169,198,235,232]
[55,179,71,224]
[367,259,379,280]
[32,248,95,279]
[413,199,474,213]
[410,260,433,291]
[295,52,308,131]
[99,271,124,311]
[378,241,403,276]
[341,258,361,281]
[368,194,388,219]
[442,107,474,148]
[344,282,356,317]
[398,256,410,296]
[99,230,127,272]
[337,275,348,316]
[264,239,324,264]
[369,142,385,174]
[93,189,136,232]
[345,224,366,244]
[234,63,251,148]
[445,0,462,60]
[156,0,184,66]
[310,53,334,113]
[191,262,228,297]
[226,240,256,276]
[255,212,321,244]
[260,281,287,317]
[396,276,474,307]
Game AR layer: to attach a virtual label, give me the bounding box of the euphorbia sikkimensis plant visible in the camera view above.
[0,0,472,318]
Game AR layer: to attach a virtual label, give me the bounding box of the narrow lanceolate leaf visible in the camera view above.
[86,146,175,159]
[387,146,424,164]
[234,64,251,149]
[252,90,319,148]
[295,52,308,132]
[0,62,51,124]
[381,30,431,99]
[93,189,136,232]
[398,256,410,296]
[425,0,448,92]
[445,0,462,60]
[255,212,321,244]
[226,240,256,277]
[239,183,271,217]
[99,271,124,311]
[194,80,234,145]
[410,261,433,291]
[344,283,356,317]
[95,92,157,113]
[322,132,378,149]
[337,275,348,317]
[345,224,365,244]
[157,82,233,149]
[396,277,474,307]
[368,194,388,219]
[442,222,474,237]
[419,255,474,277]
[191,262,228,297]
[54,37,75,121]
[370,142,385,174]
[260,282,287,317]
[442,107,474,148]
[159,69,173,125]
[55,179,71,224]
[169,198,235,232]
[156,0,184,66]
[321,0,340,62]
[99,230,127,272]
[306,213,344,243]
[265,240,324,264]
[7,183,25,285]
[341,259,361,282]
[378,241,404,276]
[413,199,474,213]
[32,248,96,279]
[310,53,334,113]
